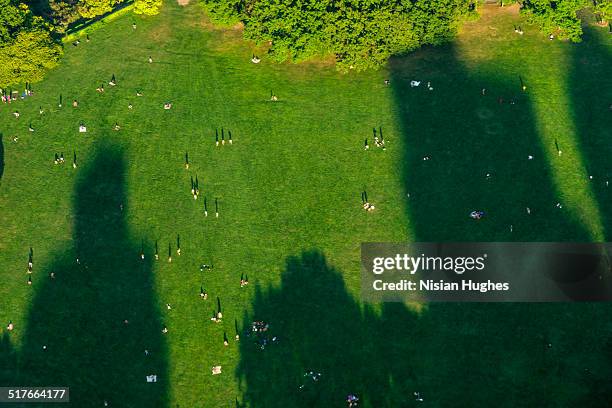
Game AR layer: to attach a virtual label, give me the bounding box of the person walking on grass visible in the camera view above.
[155,241,159,260]
[185,152,189,169]
[168,243,172,262]
[228,130,233,145]
[215,129,219,146]
[176,234,181,256]
[204,197,208,217]
[200,286,208,299]
[215,198,219,218]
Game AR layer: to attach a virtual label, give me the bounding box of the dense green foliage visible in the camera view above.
[76,0,120,18]
[593,0,611,22]
[48,0,80,33]
[520,0,586,41]
[133,0,162,15]
[0,0,62,87]
[0,0,29,43]
[202,0,476,71]
[520,0,611,41]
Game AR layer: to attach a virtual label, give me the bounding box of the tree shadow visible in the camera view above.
[237,250,612,407]
[568,27,612,241]
[0,144,169,407]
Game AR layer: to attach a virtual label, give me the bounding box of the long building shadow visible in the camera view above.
[235,251,386,408]
[1,144,169,407]
[566,27,612,405]
[388,43,592,242]
[237,39,612,407]
[237,250,612,407]
[0,133,4,183]
[568,27,612,241]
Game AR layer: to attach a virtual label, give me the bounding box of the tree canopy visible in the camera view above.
[134,0,163,16]
[0,0,62,87]
[202,0,476,71]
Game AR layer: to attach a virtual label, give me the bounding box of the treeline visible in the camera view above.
[201,0,610,71]
[46,0,162,32]
[202,0,478,71]
[0,0,162,87]
[0,0,62,86]
[521,0,610,42]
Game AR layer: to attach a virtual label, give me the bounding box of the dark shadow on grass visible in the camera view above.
[566,27,612,405]
[568,27,612,241]
[1,143,168,407]
[0,133,4,182]
[236,251,384,408]
[389,44,592,241]
[237,250,612,407]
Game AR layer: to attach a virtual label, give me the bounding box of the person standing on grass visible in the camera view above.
[168,243,172,262]
[204,197,208,217]
[176,234,181,256]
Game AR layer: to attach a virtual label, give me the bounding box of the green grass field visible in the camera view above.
[0,2,611,407]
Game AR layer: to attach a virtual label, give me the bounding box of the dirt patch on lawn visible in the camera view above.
[177,0,189,5]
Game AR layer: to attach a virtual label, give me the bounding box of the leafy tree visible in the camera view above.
[592,0,611,23]
[133,0,163,16]
[0,0,30,43]
[0,1,62,87]
[0,25,62,87]
[77,0,118,19]
[48,0,80,34]
[202,0,475,71]
[520,0,588,41]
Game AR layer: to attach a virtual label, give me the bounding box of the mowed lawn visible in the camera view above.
[0,1,611,407]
